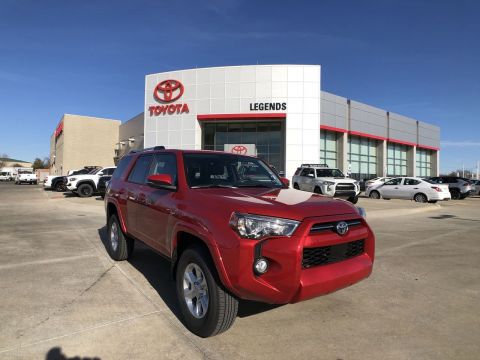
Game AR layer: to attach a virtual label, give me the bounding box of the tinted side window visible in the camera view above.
[103,168,115,176]
[385,178,402,185]
[149,153,178,184]
[404,179,421,185]
[128,155,153,184]
[294,168,302,176]
[300,168,310,177]
[112,156,133,179]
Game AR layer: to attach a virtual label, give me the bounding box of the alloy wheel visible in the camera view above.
[183,263,209,319]
[110,221,119,252]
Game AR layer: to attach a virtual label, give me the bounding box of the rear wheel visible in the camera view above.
[314,186,322,194]
[176,246,238,337]
[107,214,134,260]
[77,183,94,197]
[369,190,380,199]
[450,189,461,200]
[54,181,67,192]
[414,193,428,203]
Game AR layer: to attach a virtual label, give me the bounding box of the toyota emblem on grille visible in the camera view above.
[154,79,184,103]
[231,145,248,155]
[336,221,349,235]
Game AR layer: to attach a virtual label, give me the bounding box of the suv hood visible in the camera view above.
[193,188,359,221]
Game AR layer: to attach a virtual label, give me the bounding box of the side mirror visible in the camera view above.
[280,177,290,187]
[98,172,104,176]
[147,174,176,190]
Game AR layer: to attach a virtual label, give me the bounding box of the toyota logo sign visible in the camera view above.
[335,221,349,236]
[154,79,184,103]
[231,145,248,155]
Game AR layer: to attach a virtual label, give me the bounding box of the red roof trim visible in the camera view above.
[348,130,387,141]
[320,125,348,133]
[197,113,286,120]
[416,144,440,151]
[387,138,417,147]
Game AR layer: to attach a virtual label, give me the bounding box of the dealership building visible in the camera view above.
[50,64,440,180]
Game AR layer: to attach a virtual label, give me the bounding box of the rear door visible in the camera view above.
[402,178,422,199]
[125,154,154,240]
[135,153,178,255]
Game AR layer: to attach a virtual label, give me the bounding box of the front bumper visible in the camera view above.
[220,214,375,304]
[66,183,78,191]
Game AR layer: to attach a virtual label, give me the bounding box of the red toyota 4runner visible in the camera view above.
[104,148,375,337]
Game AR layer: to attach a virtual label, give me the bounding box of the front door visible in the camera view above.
[380,177,403,198]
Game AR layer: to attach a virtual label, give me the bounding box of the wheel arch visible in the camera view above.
[171,230,236,296]
[413,192,428,201]
[106,201,128,234]
[77,180,96,190]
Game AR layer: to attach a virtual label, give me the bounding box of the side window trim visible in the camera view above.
[127,154,154,184]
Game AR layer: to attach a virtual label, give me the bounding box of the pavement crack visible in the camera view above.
[15,265,114,340]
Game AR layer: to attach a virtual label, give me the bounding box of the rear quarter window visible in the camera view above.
[112,156,134,179]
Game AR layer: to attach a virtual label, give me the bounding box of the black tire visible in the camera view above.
[450,189,461,200]
[176,246,238,338]
[54,181,67,192]
[369,190,380,199]
[314,186,322,194]
[106,214,134,261]
[293,183,300,190]
[348,196,359,204]
[414,193,428,203]
[77,183,94,197]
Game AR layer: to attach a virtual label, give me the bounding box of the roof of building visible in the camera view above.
[0,157,30,163]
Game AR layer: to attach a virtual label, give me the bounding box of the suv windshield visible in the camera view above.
[183,153,283,189]
[316,168,345,178]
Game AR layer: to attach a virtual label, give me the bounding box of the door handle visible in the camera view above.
[413,187,419,189]
[394,187,399,189]
[127,192,136,201]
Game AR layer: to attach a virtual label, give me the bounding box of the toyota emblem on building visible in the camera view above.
[336,221,349,235]
[231,145,248,155]
[154,79,184,103]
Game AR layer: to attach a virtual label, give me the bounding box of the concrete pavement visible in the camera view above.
[0,182,479,359]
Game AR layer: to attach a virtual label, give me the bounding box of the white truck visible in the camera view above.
[292,164,360,203]
[66,166,116,197]
[15,170,38,185]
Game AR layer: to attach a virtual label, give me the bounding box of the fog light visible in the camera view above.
[254,258,269,275]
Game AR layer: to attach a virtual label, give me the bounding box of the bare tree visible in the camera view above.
[0,153,9,168]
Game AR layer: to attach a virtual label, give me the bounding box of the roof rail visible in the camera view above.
[128,146,165,154]
[301,163,329,168]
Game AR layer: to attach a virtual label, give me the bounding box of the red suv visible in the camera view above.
[105,148,375,337]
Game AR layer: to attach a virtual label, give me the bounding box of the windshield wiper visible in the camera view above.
[191,184,238,189]
[236,183,276,188]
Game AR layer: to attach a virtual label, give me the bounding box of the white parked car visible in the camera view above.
[365,177,451,203]
[66,167,116,197]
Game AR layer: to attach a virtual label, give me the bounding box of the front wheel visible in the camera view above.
[293,183,300,190]
[450,189,460,200]
[77,183,94,197]
[369,190,380,199]
[176,247,238,337]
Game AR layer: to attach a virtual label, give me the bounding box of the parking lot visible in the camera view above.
[0,182,479,360]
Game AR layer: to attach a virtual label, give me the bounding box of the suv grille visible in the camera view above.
[310,219,362,233]
[336,183,355,191]
[302,239,365,269]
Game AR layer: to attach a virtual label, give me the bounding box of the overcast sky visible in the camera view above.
[1,0,479,173]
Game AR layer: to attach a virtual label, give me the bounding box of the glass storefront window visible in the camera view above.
[387,143,407,176]
[348,135,378,181]
[202,122,284,173]
[416,148,432,177]
[320,130,338,168]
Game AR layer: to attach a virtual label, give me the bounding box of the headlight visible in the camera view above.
[322,181,335,186]
[229,213,300,240]
[356,207,367,218]
[69,177,76,181]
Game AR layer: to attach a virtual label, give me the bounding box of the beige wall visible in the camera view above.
[50,114,120,175]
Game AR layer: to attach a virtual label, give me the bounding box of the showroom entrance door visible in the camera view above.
[201,121,286,175]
